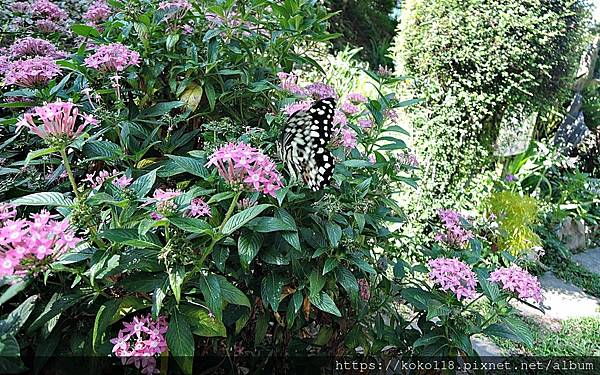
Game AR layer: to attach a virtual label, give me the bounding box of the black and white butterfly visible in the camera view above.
[277,98,336,191]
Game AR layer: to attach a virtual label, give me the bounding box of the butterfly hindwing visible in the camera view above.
[278,98,336,191]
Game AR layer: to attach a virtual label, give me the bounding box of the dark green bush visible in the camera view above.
[325,0,399,67]
[391,0,590,237]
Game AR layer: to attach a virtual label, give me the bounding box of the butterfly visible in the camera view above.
[277,98,336,191]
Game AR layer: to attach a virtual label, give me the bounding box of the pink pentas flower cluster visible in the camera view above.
[144,188,183,220]
[428,257,478,300]
[277,72,307,96]
[9,37,64,59]
[489,265,543,303]
[0,210,79,278]
[305,82,338,100]
[358,117,373,129]
[434,209,473,248]
[17,100,98,144]
[84,43,140,72]
[35,19,60,33]
[30,0,67,20]
[4,57,61,87]
[187,198,211,218]
[110,314,168,375]
[347,92,367,104]
[83,1,112,23]
[340,101,360,115]
[207,142,283,197]
[282,100,312,116]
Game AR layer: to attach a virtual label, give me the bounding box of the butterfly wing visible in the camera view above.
[278,98,336,191]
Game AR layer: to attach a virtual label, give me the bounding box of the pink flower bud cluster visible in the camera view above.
[428,257,478,300]
[206,142,283,197]
[17,100,98,143]
[84,170,132,189]
[110,314,169,375]
[83,1,112,24]
[30,0,67,21]
[0,210,80,278]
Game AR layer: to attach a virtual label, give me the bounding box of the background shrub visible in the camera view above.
[391,0,590,240]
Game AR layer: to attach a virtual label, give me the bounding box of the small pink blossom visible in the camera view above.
[434,209,473,248]
[4,57,61,87]
[368,154,376,164]
[489,266,543,303]
[111,314,168,374]
[277,72,307,96]
[305,82,337,100]
[340,101,360,115]
[283,100,312,116]
[113,175,133,188]
[428,258,477,300]
[83,1,112,23]
[206,142,283,197]
[84,43,140,72]
[30,0,67,20]
[347,92,367,104]
[358,117,373,129]
[187,198,211,218]
[9,37,64,59]
[0,210,80,278]
[35,19,61,33]
[341,128,357,149]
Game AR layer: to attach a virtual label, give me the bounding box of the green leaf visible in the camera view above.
[12,192,73,207]
[180,304,226,337]
[82,140,122,160]
[168,217,212,235]
[207,191,235,204]
[475,268,500,302]
[336,267,359,304]
[71,23,101,38]
[140,101,184,118]
[215,276,250,307]
[25,147,60,166]
[323,258,339,275]
[309,270,325,297]
[221,204,271,235]
[28,293,84,332]
[484,317,534,347]
[343,159,372,168]
[166,155,208,179]
[99,229,161,249]
[324,222,342,248]
[0,295,38,335]
[166,310,194,375]
[393,260,405,280]
[92,300,120,352]
[238,231,263,270]
[0,281,29,307]
[168,266,185,304]
[261,272,285,311]
[309,292,341,317]
[130,168,158,198]
[287,292,303,328]
[413,332,445,348]
[204,81,216,110]
[0,333,25,373]
[245,217,294,232]
[198,275,222,320]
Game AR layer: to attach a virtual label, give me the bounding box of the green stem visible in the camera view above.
[194,191,242,272]
[60,148,81,201]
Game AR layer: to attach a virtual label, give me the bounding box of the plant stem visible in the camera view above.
[60,148,81,201]
[193,191,242,273]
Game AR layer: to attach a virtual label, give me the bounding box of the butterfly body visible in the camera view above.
[277,98,336,191]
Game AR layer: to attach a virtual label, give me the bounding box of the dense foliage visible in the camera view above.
[391,0,590,238]
[0,0,555,373]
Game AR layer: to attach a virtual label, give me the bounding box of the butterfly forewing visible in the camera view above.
[278,98,336,191]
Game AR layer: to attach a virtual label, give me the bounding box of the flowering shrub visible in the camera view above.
[0,0,540,373]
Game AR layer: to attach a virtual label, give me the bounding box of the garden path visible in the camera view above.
[472,247,600,357]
